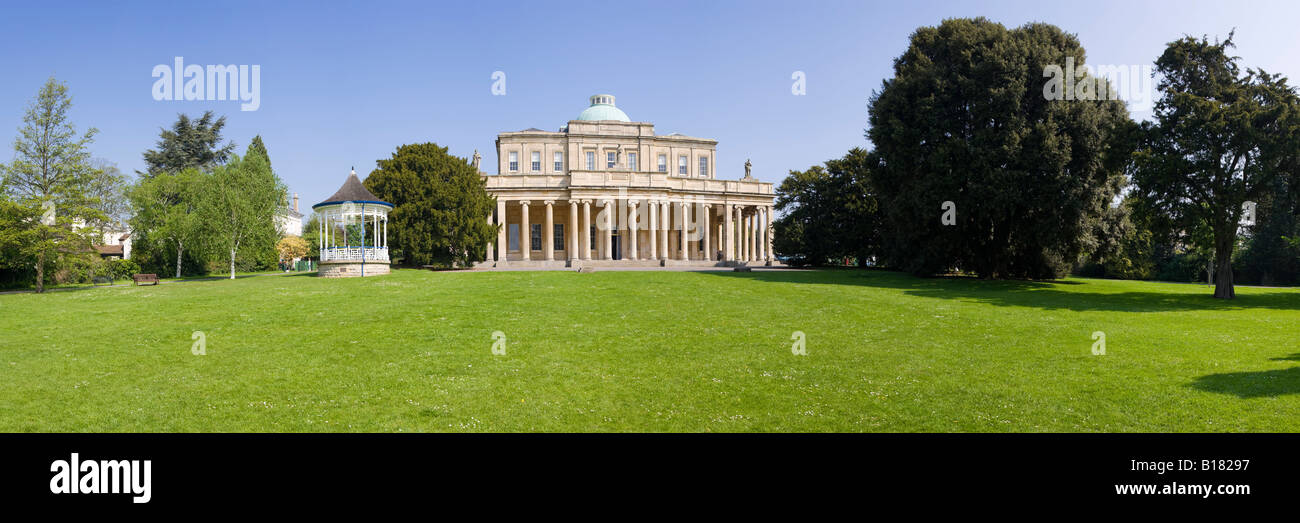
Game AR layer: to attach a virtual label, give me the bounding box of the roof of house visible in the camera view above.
[94,245,124,256]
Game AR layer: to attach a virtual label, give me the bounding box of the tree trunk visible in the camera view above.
[175,241,184,279]
[229,249,236,279]
[35,251,45,293]
[1213,231,1235,299]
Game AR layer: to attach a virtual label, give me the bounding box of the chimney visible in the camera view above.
[293,193,299,213]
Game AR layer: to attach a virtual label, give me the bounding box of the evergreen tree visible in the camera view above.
[141,111,236,177]
[1131,32,1300,298]
[363,143,497,267]
[867,18,1134,279]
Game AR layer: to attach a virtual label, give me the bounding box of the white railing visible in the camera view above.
[322,247,389,262]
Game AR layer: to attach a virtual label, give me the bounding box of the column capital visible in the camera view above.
[519,200,531,207]
[543,200,555,206]
[627,199,639,206]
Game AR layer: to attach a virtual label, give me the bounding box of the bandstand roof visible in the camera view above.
[313,169,392,209]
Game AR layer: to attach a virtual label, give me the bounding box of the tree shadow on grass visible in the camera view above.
[1190,365,1300,398]
[704,269,1300,312]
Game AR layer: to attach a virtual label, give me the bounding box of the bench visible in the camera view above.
[132,273,159,286]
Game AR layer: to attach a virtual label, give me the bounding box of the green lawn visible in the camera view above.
[1,268,1297,432]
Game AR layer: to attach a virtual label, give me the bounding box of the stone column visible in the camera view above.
[679,201,688,260]
[582,200,592,261]
[702,204,712,261]
[520,200,531,261]
[724,203,734,262]
[648,200,658,261]
[759,202,769,261]
[569,201,578,262]
[602,200,613,260]
[659,201,670,259]
[543,201,555,261]
[624,199,634,260]
[496,199,507,263]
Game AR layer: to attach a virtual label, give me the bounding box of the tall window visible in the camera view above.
[530,224,542,251]
[508,151,518,172]
[586,151,595,170]
[699,156,708,178]
[553,224,565,251]
[589,226,596,251]
[678,155,688,175]
[508,224,520,251]
[657,154,667,173]
[606,151,616,169]
[531,151,541,172]
[628,152,638,171]
[553,151,563,172]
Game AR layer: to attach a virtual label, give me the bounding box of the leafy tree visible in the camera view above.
[1233,172,1299,285]
[1131,32,1300,298]
[200,150,286,279]
[303,213,321,259]
[276,235,309,265]
[867,18,1133,279]
[363,143,497,267]
[773,148,878,266]
[128,168,206,278]
[141,111,236,177]
[86,159,130,235]
[0,77,102,292]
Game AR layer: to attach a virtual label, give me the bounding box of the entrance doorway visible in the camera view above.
[611,232,622,260]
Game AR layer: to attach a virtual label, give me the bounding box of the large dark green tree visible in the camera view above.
[363,143,497,268]
[773,148,878,266]
[868,18,1133,279]
[1131,32,1300,298]
[141,111,236,177]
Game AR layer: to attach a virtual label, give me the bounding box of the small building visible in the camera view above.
[277,193,305,237]
[93,229,131,259]
[312,169,392,277]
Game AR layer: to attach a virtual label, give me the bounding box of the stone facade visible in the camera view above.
[483,94,776,268]
[319,261,391,278]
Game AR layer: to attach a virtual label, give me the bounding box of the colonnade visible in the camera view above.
[485,198,773,264]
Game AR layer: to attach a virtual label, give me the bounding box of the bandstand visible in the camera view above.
[313,168,393,277]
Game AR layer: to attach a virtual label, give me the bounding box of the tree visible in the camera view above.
[867,18,1133,279]
[303,213,321,259]
[248,135,270,171]
[773,148,878,266]
[0,77,102,292]
[363,143,497,267]
[128,168,205,278]
[1131,32,1300,298]
[86,159,130,235]
[276,236,309,266]
[141,111,236,177]
[201,150,285,279]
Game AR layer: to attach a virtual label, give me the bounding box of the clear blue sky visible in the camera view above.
[3,0,1299,209]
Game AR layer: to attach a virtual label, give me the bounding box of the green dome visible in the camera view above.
[576,94,631,122]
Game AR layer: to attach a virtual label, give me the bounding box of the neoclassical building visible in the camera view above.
[480,94,774,268]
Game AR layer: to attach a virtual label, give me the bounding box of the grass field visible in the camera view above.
[1,268,1297,432]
